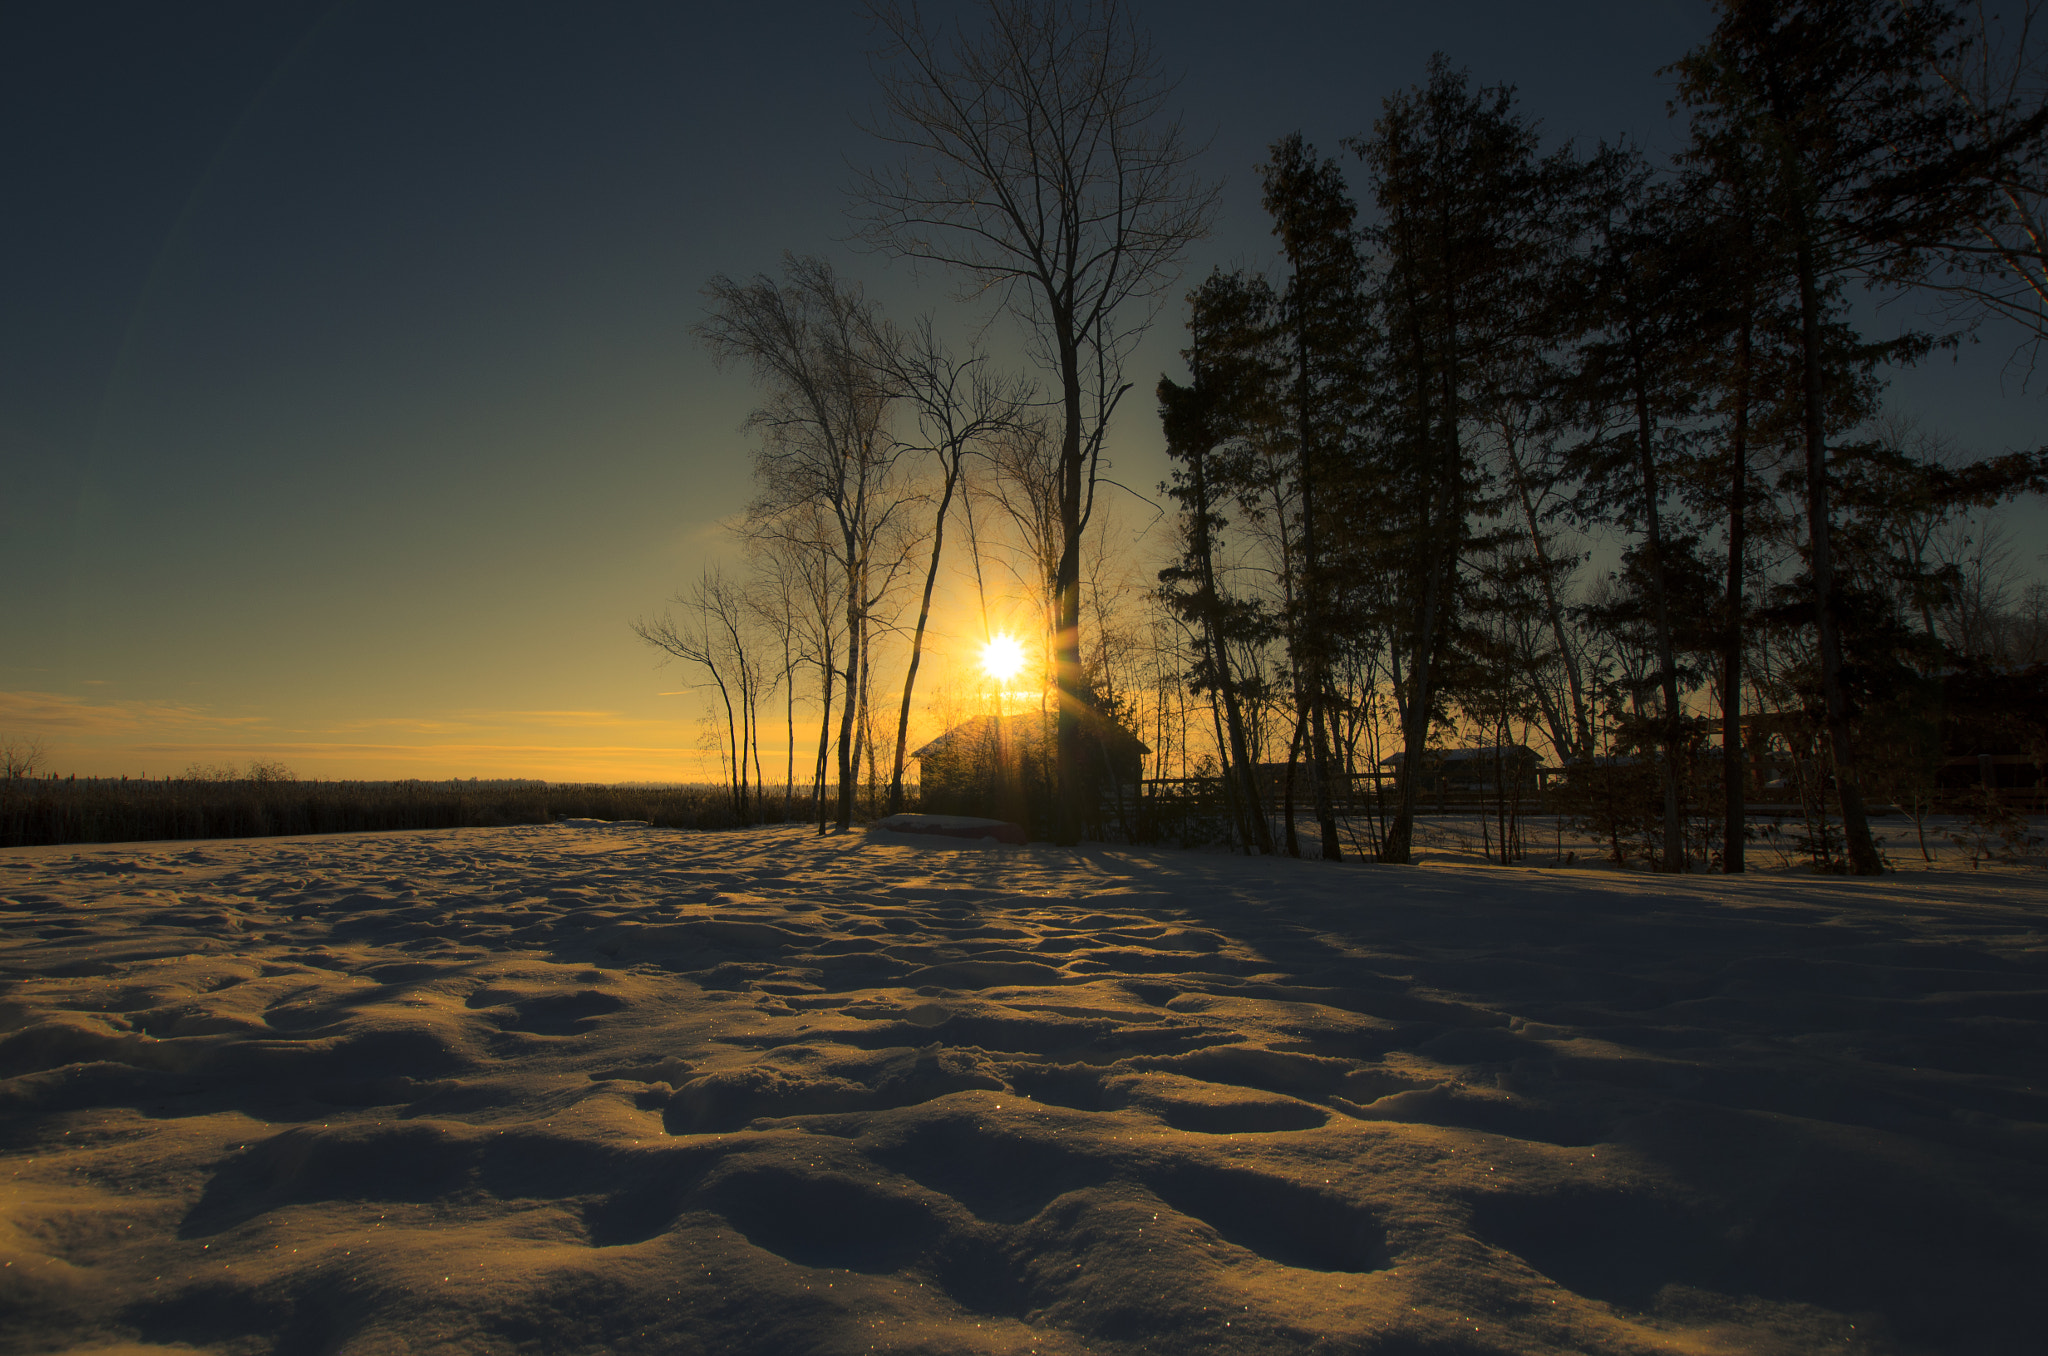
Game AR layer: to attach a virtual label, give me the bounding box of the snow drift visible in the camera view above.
[2,823,2043,1354]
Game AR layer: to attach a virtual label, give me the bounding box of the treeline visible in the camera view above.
[651,0,2047,867]
[0,773,792,849]
[637,267,1046,838]
[638,0,1212,843]
[634,255,1181,839]
[1153,2,2048,873]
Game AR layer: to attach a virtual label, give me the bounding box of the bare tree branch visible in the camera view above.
[854,0,1215,840]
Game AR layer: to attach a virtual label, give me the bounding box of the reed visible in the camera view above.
[0,777,807,848]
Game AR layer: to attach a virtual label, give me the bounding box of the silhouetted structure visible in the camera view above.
[913,710,1148,838]
[1378,746,1543,796]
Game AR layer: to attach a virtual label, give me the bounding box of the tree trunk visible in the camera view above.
[1294,308,1342,861]
[1217,670,1268,853]
[1631,332,1687,873]
[888,458,963,814]
[814,636,836,836]
[1204,683,1247,852]
[737,671,753,825]
[1723,309,1751,873]
[1384,542,1446,864]
[784,651,796,822]
[1052,324,1086,845]
[1282,709,1306,858]
[835,547,862,831]
[1188,438,1273,854]
[711,668,741,819]
[748,675,765,824]
[1795,232,1882,874]
[1386,246,1463,865]
[853,642,875,821]
[1385,657,1426,863]
[1503,442,1592,760]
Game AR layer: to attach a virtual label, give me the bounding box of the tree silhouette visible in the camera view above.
[857,0,1216,842]
[698,257,909,831]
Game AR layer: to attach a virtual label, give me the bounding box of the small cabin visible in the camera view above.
[1379,745,1543,793]
[913,709,1148,827]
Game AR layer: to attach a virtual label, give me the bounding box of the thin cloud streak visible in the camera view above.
[1,689,723,781]
[0,690,270,733]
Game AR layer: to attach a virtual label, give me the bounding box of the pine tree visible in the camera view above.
[1672,0,1986,874]
[1349,56,1564,863]
[1157,272,1283,855]
[1560,150,1713,872]
[1671,89,1814,873]
[1259,135,1375,861]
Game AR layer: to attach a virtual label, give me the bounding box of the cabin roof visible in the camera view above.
[1377,745,1543,768]
[913,711,1150,760]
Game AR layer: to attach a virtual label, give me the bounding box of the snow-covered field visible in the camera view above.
[1286,809,2045,873]
[3,822,2044,1355]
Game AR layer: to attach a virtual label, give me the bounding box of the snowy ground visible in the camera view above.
[1305,810,2046,873]
[2,822,2044,1355]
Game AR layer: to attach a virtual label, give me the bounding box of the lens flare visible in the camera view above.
[981,633,1025,683]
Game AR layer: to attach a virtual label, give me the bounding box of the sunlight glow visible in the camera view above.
[981,633,1026,684]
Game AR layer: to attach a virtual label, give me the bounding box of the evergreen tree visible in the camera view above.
[1349,56,1565,863]
[1672,97,1803,872]
[1259,134,1375,860]
[1673,0,1986,874]
[1561,150,1712,872]
[1157,272,1284,855]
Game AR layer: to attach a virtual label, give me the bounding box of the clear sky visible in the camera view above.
[4,0,2040,781]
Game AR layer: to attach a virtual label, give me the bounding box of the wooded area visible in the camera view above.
[642,0,2048,873]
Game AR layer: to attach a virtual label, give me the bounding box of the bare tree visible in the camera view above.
[747,543,813,818]
[248,760,296,785]
[1475,365,1597,767]
[1932,512,2024,656]
[634,567,772,821]
[755,508,850,829]
[1922,1,2048,374]
[848,509,924,818]
[699,256,912,830]
[2,734,48,783]
[1990,579,2048,664]
[857,0,1217,840]
[978,417,1064,661]
[879,318,1030,812]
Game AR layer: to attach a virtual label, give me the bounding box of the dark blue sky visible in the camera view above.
[3,1,2037,778]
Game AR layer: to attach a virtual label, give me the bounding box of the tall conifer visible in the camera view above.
[1350,57,1559,863]
[1673,0,1979,874]
[1260,135,1373,861]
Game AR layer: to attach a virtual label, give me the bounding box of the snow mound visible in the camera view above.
[2,823,2044,1355]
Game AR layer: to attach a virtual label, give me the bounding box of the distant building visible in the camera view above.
[1378,745,1543,792]
[912,710,1148,831]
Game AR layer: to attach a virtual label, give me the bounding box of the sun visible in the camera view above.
[981,633,1026,684]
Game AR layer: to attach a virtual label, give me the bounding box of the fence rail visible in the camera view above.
[1136,770,2047,820]
[1138,769,1563,815]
